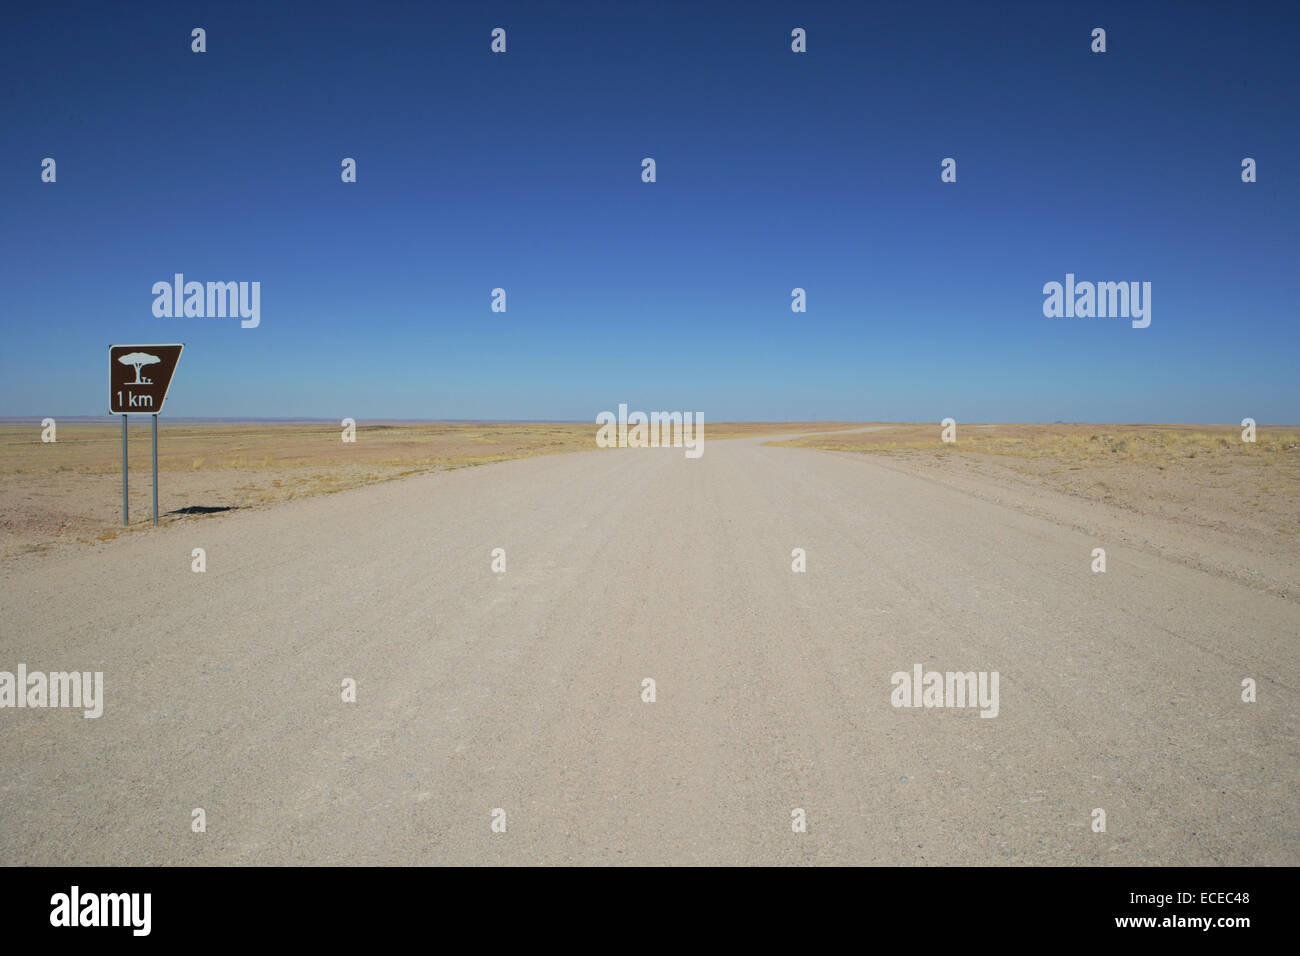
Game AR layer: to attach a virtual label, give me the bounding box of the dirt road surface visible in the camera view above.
[2,433,1295,865]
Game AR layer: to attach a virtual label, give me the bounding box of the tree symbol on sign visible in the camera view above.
[118,352,160,385]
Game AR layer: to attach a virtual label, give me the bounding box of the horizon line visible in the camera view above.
[3,416,1296,427]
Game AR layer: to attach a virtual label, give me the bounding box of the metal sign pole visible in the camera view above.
[122,413,129,526]
[111,344,183,526]
[152,413,159,525]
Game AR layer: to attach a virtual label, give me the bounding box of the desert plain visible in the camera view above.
[0,419,1296,865]
[3,420,1296,593]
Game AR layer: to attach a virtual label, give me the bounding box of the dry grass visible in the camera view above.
[773,423,1300,578]
[772,422,1300,465]
[4,420,868,479]
[3,422,601,476]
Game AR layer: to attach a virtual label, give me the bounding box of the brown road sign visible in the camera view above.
[110,344,184,414]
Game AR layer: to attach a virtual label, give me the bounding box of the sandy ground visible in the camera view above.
[0,427,1294,865]
[778,423,1300,600]
[0,421,861,564]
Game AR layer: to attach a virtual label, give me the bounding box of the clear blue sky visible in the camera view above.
[2,1,1297,422]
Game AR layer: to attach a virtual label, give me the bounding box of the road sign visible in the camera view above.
[111,343,184,526]
[109,344,183,415]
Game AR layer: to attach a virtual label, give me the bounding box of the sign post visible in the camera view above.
[122,413,129,526]
[152,413,159,525]
[109,344,183,526]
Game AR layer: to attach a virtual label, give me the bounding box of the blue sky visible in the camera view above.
[2,1,1297,422]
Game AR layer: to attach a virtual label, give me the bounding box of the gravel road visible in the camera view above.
[2,433,1295,865]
